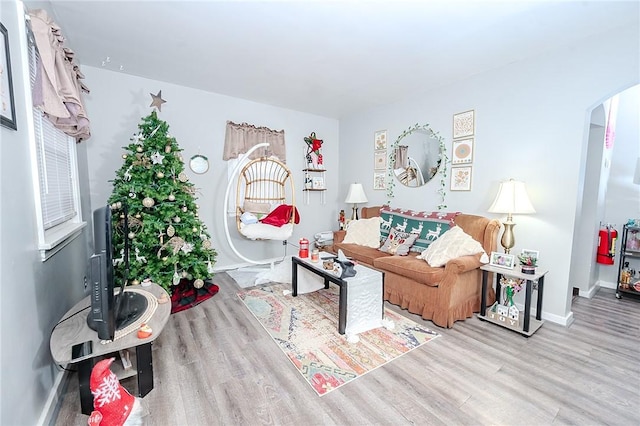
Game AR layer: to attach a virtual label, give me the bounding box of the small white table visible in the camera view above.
[291,253,384,335]
[477,264,547,337]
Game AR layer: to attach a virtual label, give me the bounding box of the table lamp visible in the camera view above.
[488,178,535,253]
[345,183,368,220]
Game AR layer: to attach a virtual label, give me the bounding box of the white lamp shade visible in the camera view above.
[345,183,368,204]
[488,179,536,214]
[634,157,640,185]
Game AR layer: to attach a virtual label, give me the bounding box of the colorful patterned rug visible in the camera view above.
[237,283,440,396]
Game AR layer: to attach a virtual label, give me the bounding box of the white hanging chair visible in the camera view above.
[223,143,297,265]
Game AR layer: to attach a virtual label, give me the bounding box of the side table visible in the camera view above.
[49,283,170,414]
[477,264,547,337]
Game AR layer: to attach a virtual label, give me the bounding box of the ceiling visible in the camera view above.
[24,1,640,119]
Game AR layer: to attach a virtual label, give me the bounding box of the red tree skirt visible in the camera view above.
[171,278,219,314]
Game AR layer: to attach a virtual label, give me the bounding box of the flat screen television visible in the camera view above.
[87,204,148,341]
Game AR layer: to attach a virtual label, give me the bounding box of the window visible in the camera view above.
[27,26,85,261]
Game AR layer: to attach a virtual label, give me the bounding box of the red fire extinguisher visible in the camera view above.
[596,224,617,265]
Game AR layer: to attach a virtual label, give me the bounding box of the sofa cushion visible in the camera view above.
[379,206,460,253]
[378,228,418,256]
[343,217,381,248]
[417,225,489,267]
[333,243,391,265]
[373,255,444,287]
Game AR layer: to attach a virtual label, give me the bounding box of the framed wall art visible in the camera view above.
[374,130,387,150]
[451,138,474,164]
[374,150,387,170]
[450,166,472,191]
[373,172,386,190]
[1,22,17,130]
[452,110,474,139]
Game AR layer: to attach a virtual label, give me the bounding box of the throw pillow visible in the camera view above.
[378,228,419,256]
[342,217,381,248]
[417,226,488,267]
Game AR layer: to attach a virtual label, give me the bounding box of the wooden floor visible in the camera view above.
[54,273,640,426]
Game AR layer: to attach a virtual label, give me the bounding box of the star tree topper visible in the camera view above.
[149,90,167,111]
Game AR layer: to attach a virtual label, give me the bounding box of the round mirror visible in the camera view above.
[391,125,443,187]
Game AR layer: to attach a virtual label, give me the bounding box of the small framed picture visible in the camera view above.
[489,252,515,269]
[373,172,386,190]
[451,138,474,164]
[450,166,472,191]
[521,249,539,259]
[312,176,325,189]
[374,150,387,170]
[1,23,17,130]
[453,110,474,139]
[374,130,387,150]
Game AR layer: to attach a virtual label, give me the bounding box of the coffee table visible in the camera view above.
[291,253,384,335]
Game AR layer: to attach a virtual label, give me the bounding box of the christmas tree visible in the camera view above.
[108,104,216,294]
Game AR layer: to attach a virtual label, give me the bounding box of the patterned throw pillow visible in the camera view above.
[379,206,460,253]
[378,228,419,256]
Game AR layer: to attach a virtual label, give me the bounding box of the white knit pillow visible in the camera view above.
[342,217,382,248]
[417,226,488,267]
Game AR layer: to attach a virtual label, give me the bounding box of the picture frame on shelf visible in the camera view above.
[1,23,17,130]
[451,138,474,164]
[373,172,386,190]
[450,166,472,191]
[311,176,325,190]
[453,110,474,139]
[489,252,515,269]
[374,150,387,170]
[374,130,387,150]
[521,249,539,260]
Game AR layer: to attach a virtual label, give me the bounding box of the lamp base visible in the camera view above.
[351,205,359,221]
[501,216,516,254]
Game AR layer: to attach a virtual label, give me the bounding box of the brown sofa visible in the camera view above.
[333,206,500,328]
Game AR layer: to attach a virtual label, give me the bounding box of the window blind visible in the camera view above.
[29,36,76,229]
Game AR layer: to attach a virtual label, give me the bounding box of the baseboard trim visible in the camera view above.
[37,366,70,426]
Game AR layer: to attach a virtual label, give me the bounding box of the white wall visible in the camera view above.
[0,2,92,425]
[82,67,340,270]
[338,23,639,325]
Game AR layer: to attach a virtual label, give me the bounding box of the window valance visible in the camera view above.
[223,121,286,162]
[28,9,91,141]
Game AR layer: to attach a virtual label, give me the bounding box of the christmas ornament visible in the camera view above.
[164,145,171,153]
[194,279,204,289]
[181,242,194,254]
[129,192,136,198]
[166,225,175,237]
[172,268,180,285]
[202,240,212,249]
[162,256,168,262]
[181,206,188,212]
[122,154,127,159]
[207,260,214,274]
[168,194,175,201]
[150,152,165,165]
[132,132,145,144]
[135,213,141,218]
[132,279,140,285]
[149,90,166,111]
[174,216,181,223]
[128,232,135,239]
[182,271,188,278]
[192,227,198,233]
[136,146,143,153]
[142,197,155,208]
[149,124,162,138]
[156,171,164,179]
[178,172,188,182]
[134,247,147,263]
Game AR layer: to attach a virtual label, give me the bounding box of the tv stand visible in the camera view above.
[49,283,170,415]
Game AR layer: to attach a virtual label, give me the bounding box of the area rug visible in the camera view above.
[237,283,440,396]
